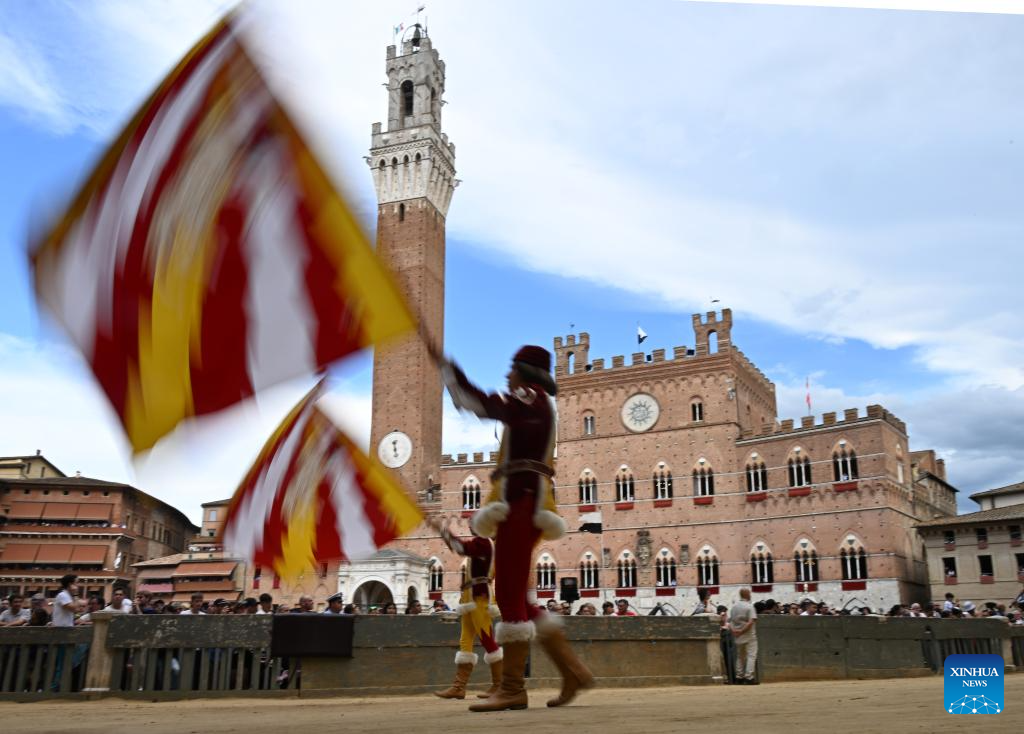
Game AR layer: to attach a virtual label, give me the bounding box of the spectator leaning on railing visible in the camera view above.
[1,594,30,626]
[102,588,133,613]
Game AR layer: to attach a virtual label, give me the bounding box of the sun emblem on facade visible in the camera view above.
[620,393,660,433]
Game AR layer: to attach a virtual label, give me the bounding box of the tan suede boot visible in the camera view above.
[539,625,595,707]
[468,640,529,712]
[477,649,503,698]
[434,662,474,699]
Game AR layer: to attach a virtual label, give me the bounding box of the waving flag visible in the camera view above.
[637,325,648,345]
[224,383,423,578]
[31,13,413,453]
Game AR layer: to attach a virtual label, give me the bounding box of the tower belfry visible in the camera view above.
[369,26,456,497]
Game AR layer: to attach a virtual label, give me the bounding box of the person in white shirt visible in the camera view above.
[52,575,79,627]
[728,588,758,684]
[0,594,31,626]
[102,588,133,613]
[256,593,274,614]
[179,593,206,615]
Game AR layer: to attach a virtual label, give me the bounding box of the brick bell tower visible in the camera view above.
[368,25,456,498]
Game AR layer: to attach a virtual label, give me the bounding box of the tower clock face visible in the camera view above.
[620,393,660,433]
[378,431,413,468]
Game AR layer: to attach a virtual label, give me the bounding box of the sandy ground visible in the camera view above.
[2,676,1023,734]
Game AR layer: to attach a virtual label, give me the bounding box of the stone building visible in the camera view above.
[917,481,1024,606]
[179,498,344,610]
[0,454,197,602]
[354,29,958,614]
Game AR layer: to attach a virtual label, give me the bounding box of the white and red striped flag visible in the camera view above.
[806,377,812,413]
[31,13,413,453]
[224,382,423,578]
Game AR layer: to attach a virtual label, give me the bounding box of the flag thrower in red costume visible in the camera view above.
[437,344,594,712]
[429,517,502,700]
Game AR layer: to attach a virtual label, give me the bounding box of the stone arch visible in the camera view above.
[352,579,393,611]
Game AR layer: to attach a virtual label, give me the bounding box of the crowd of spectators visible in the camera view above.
[3,576,1022,627]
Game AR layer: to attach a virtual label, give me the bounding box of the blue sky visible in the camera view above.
[1,1,1022,522]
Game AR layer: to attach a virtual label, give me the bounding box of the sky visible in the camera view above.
[0,1,1021,524]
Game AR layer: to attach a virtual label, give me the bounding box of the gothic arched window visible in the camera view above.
[696,554,719,586]
[617,554,637,588]
[750,551,774,584]
[693,463,715,497]
[841,546,869,580]
[653,466,673,500]
[655,551,677,587]
[429,559,444,592]
[794,549,819,582]
[787,451,813,487]
[616,467,635,502]
[578,471,597,504]
[579,554,600,589]
[461,478,481,510]
[746,458,768,492]
[833,446,859,481]
[536,554,556,589]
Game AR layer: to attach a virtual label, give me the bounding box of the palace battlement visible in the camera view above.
[737,404,908,441]
[440,451,499,467]
[552,310,774,395]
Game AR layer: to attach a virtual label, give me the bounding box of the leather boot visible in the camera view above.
[477,650,503,698]
[539,625,595,707]
[468,641,529,712]
[434,662,474,699]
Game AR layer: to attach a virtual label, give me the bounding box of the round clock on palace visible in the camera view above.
[620,393,660,433]
[378,431,413,468]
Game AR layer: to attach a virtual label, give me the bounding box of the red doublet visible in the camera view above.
[443,361,558,625]
[456,535,494,600]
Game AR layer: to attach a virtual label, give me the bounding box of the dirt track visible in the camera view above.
[3,676,1023,734]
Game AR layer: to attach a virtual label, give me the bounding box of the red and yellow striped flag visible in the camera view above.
[223,383,423,577]
[31,14,414,453]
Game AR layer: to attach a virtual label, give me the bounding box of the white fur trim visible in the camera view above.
[533,612,564,636]
[471,501,510,538]
[483,648,504,664]
[495,620,536,644]
[457,602,478,616]
[533,509,566,540]
[488,604,501,619]
[454,651,478,665]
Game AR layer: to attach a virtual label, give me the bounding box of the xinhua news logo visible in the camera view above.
[944,654,1003,714]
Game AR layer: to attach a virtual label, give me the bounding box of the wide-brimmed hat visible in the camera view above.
[512,345,557,395]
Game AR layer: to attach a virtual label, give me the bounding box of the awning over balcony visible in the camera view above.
[136,567,175,580]
[69,545,107,564]
[171,562,237,578]
[7,502,45,520]
[138,582,174,594]
[41,503,80,521]
[35,543,75,563]
[76,503,113,521]
[0,543,40,562]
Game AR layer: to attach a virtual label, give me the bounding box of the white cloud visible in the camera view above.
[0,30,70,131]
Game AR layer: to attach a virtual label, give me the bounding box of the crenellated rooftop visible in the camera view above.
[736,404,908,443]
